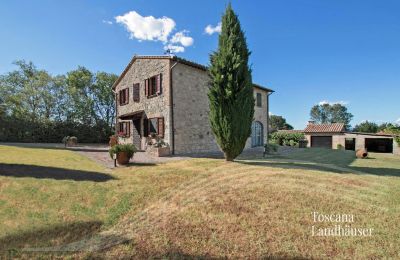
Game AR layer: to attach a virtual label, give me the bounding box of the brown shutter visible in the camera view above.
[119,90,122,105]
[133,83,140,102]
[157,117,164,138]
[156,74,162,94]
[127,122,131,137]
[126,88,129,104]
[145,79,149,97]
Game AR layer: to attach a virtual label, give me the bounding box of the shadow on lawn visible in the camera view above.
[0,221,103,251]
[0,163,116,182]
[237,160,400,177]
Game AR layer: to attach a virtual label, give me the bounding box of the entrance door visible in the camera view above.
[311,136,332,148]
[132,119,142,150]
[251,121,263,147]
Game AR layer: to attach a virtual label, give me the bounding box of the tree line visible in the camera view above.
[0,60,117,143]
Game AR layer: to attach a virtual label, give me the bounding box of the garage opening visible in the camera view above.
[311,136,332,149]
[345,138,356,151]
[365,138,393,153]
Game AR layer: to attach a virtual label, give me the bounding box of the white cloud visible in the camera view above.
[164,44,185,53]
[102,20,113,25]
[396,118,400,124]
[205,22,221,35]
[115,11,175,43]
[170,31,194,47]
[318,100,348,106]
[269,112,273,116]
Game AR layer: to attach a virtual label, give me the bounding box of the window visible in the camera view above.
[119,88,129,105]
[256,93,262,107]
[118,122,130,137]
[133,83,140,102]
[145,74,162,97]
[144,117,164,138]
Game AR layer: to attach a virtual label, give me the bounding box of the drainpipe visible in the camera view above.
[266,91,274,143]
[169,61,178,155]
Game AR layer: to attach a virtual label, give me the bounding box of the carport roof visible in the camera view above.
[304,123,346,133]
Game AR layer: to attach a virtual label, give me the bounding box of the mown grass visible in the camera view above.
[1,145,400,259]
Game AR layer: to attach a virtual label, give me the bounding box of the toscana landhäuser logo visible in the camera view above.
[311,212,373,237]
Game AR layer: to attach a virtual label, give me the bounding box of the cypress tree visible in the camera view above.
[208,3,254,161]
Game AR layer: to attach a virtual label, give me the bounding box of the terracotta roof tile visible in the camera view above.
[112,55,273,92]
[304,123,345,133]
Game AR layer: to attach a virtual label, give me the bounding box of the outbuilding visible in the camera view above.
[303,122,399,155]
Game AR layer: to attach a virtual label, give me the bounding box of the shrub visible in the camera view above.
[270,132,305,146]
[337,144,344,150]
[109,144,137,159]
[264,143,279,155]
[62,136,70,147]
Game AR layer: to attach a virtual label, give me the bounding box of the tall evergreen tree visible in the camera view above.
[208,4,254,161]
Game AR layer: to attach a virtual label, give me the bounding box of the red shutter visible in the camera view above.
[156,74,162,94]
[145,79,149,97]
[126,88,129,104]
[133,83,140,102]
[157,117,164,138]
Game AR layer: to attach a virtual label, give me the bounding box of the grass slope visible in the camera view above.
[0,145,400,259]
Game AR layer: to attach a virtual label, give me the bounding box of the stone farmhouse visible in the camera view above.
[112,55,273,155]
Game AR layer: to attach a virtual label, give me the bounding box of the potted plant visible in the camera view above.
[109,135,118,147]
[147,136,170,157]
[109,144,137,165]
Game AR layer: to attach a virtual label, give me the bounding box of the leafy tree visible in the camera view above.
[0,60,117,143]
[353,121,379,133]
[310,103,353,129]
[208,4,254,161]
[269,115,293,132]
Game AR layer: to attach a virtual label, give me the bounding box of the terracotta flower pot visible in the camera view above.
[356,149,368,159]
[116,152,130,165]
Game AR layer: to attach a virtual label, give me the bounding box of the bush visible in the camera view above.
[337,144,344,150]
[270,132,305,146]
[109,144,137,159]
[264,143,279,155]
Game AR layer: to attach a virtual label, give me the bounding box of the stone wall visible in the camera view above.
[115,58,172,149]
[172,63,220,154]
[172,63,270,154]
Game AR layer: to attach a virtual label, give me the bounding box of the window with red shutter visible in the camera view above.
[157,117,164,137]
[119,88,129,105]
[146,74,162,98]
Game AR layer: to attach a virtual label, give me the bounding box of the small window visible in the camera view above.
[145,74,162,97]
[119,88,129,105]
[256,93,262,107]
[145,117,164,138]
[118,122,130,137]
[133,83,140,102]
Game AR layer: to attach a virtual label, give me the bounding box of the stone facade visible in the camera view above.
[114,56,272,155]
[114,58,172,150]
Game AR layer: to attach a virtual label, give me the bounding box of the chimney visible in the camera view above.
[308,120,315,125]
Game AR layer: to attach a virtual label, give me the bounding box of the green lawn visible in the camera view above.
[0,145,400,259]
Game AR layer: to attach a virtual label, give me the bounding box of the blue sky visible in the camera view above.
[1,0,399,129]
